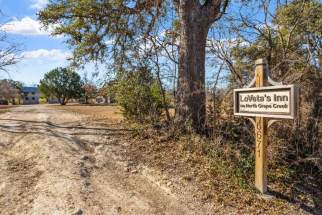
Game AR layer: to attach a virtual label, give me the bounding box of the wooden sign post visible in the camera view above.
[254,60,268,194]
[234,59,299,194]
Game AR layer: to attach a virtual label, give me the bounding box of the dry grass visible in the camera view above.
[124,128,320,214]
[51,103,124,123]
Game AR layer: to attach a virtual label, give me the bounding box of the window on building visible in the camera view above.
[32,92,35,95]
[25,97,29,100]
[32,97,35,100]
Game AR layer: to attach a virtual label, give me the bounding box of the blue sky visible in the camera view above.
[1,0,308,88]
[0,0,96,86]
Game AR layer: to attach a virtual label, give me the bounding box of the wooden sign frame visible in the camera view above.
[233,59,299,194]
[234,85,299,119]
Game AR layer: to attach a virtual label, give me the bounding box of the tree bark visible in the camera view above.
[175,2,209,132]
[175,0,227,132]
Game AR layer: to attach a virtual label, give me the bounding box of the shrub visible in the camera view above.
[114,67,164,123]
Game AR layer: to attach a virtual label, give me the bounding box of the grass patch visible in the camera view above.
[126,124,319,214]
[50,103,123,123]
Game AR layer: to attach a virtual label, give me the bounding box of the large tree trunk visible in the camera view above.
[175,0,227,132]
[176,26,208,131]
[175,2,210,132]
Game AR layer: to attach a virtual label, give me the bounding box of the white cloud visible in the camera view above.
[30,0,49,9]
[0,17,53,36]
[22,49,72,61]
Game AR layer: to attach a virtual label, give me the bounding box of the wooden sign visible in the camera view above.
[233,59,299,195]
[234,85,298,119]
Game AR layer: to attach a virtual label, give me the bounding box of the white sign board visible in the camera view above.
[234,85,298,119]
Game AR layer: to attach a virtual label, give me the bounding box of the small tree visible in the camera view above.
[39,67,83,105]
[0,79,20,104]
[82,73,98,104]
[83,83,97,104]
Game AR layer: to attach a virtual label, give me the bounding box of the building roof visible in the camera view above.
[22,87,39,93]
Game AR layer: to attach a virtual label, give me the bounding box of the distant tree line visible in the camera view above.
[39,67,116,106]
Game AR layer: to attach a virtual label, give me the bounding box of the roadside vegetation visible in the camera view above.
[0,0,320,214]
[36,0,321,213]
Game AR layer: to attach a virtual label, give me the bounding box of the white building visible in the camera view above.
[22,87,39,105]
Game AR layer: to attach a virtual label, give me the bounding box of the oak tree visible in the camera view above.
[40,67,83,105]
[38,0,229,131]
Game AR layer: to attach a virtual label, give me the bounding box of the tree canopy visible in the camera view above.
[38,0,229,131]
[38,0,167,65]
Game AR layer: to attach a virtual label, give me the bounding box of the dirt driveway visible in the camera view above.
[0,105,212,215]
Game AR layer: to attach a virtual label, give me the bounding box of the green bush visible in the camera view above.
[114,67,164,123]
